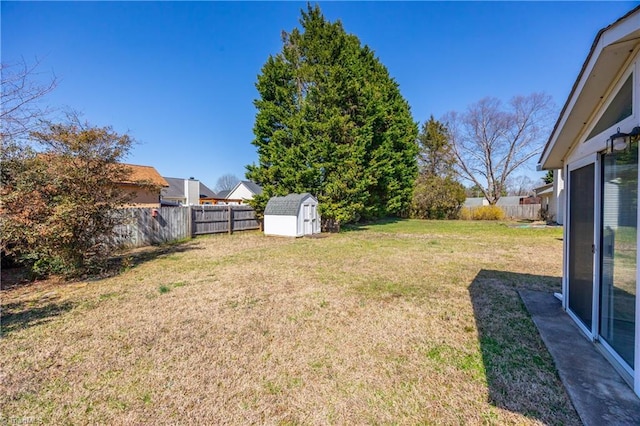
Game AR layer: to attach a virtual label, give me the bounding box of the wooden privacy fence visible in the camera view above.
[192,205,259,235]
[113,205,260,248]
[499,204,542,220]
[113,207,190,247]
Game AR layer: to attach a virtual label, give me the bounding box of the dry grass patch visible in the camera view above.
[1,221,579,424]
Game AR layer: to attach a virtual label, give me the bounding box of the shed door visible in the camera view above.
[568,163,595,329]
[303,204,312,235]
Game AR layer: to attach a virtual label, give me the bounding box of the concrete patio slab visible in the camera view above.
[519,290,640,426]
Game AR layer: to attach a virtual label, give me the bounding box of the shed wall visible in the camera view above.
[264,215,299,237]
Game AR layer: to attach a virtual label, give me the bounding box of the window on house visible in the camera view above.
[587,73,633,140]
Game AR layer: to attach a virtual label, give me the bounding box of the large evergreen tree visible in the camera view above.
[411,116,465,219]
[246,4,418,225]
[416,116,457,179]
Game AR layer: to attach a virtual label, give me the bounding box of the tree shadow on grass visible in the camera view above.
[1,299,75,337]
[468,269,580,424]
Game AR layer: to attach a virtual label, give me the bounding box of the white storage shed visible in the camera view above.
[264,193,320,237]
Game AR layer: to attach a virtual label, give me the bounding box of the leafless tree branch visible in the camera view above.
[444,93,555,204]
[215,173,240,193]
[1,58,57,145]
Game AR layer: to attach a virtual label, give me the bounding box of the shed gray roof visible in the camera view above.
[264,193,316,216]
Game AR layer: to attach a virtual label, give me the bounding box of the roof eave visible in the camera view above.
[539,6,640,170]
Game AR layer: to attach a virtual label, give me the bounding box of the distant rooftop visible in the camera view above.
[161,177,217,199]
[238,180,263,195]
[118,163,169,187]
[216,189,231,199]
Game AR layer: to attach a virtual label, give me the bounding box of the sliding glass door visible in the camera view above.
[600,144,638,369]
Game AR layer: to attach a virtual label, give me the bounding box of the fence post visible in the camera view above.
[228,205,232,235]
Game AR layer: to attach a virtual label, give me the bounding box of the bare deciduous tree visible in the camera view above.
[215,173,240,193]
[1,58,57,144]
[444,93,554,205]
[506,174,536,196]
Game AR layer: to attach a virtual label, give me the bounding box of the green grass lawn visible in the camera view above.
[1,219,579,425]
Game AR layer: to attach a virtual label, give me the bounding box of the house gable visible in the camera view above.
[586,73,633,140]
[226,180,263,200]
[540,6,640,169]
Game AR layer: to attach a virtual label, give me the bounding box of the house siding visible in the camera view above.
[540,9,640,396]
[118,183,161,207]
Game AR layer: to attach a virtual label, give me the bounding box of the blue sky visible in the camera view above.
[3,1,638,189]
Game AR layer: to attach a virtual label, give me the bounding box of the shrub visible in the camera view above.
[1,118,140,278]
[460,205,505,221]
[539,206,553,223]
[411,175,466,220]
[459,208,472,220]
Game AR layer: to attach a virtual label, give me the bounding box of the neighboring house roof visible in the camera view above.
[199,182,216,198]
[539,5,640,169]
[264,193,316,216]
[241,180,263,195]
[120,164,169,187]
[37,155,168,188]
[161,177,217,199]
[534,183,554,196]
[216,189,231,199]
[162,177,186,199]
